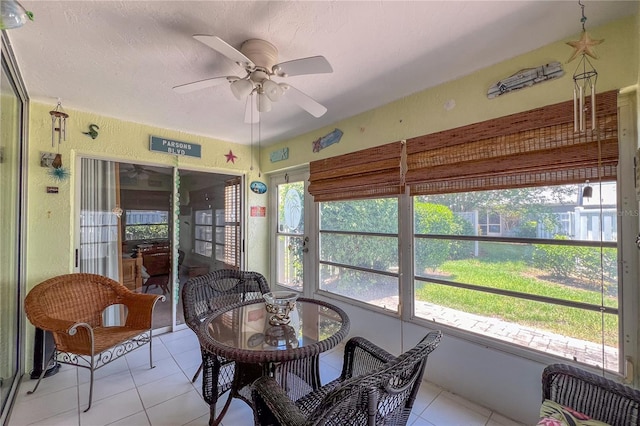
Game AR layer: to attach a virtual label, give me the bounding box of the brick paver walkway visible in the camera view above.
[414,301,618,370]
[369,294,618,371]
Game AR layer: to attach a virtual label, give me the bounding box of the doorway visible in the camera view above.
[77,159,242,330]
[270,170,309,295]
[175,169,242,326]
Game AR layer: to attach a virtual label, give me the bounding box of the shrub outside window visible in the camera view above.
[318,198,399,312]
[124,210,169,241]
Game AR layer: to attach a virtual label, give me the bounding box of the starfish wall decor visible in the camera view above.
[225,150,238,163]
[566,29,603,62]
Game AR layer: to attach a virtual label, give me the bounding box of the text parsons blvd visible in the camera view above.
[149,136,202,158]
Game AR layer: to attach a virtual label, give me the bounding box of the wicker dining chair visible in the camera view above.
[24,273,164,412]
[252,330,442,426]
[181,269,270,422]
[542,363,640,426]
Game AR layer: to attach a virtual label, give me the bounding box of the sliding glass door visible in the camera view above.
[77,160,243,330]
[0,39,26,423]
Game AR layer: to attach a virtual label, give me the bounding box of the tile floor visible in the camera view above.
[8,329,525,426]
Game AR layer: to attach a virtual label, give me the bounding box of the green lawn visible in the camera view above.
[415,258,618,347]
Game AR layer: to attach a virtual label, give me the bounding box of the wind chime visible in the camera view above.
[568,2,609,372]
[567,1,603,198]
[49,100,70,180]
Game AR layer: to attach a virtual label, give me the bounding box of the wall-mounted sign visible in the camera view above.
[270,147,289,162]
[487,62,564,99]
[250,206,266,217]
[250,181,267,194]
[149,136,201,158]
[312,128,343,152]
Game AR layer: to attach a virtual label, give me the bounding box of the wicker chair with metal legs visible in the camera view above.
[181,269,270,425]
[24,273,164,412]
[252,330,442,426]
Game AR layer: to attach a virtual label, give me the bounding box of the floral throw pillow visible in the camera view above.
[537,399,611,426]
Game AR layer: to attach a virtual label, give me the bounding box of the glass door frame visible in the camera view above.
[74,157,179,332]
[1,32,29,425]
[74,160,247,333]
[269,168,314,298]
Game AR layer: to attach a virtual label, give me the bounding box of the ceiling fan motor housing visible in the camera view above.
[240,39,278,75]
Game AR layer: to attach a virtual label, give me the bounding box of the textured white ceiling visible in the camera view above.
[7,1,637,146]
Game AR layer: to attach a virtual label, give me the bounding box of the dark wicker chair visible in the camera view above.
[252,330,442,426]
[542,363,640,426]
[181,269,270,424]
[24,273,164,412]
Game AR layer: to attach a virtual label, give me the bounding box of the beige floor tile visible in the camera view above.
[8,330,514,426]
[137,371,198,409]
[78,388,145,425]
[420,393,490,426]
[144,389,209,426]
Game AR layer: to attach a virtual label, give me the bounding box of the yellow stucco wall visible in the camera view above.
[261,15,638,173]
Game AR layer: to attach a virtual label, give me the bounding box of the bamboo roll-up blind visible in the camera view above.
[406,90,619,196]
[308,141,404,202]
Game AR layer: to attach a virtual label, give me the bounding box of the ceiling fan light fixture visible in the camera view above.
[257,92,272,113]
[262,79,283,102]
[230,78,254,100]
[0,0,33,30]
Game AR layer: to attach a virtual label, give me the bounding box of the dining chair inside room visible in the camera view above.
[181,269,270,421]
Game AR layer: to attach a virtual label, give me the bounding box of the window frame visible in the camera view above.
[193,208,213,258]
[316,197,401,313]
[123,209,170,242]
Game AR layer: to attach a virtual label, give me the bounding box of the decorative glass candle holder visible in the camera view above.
[264,324,299,348]
[263,291,298,325]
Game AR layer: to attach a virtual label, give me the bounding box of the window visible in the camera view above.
[479,211,501,236]
[223,178,241,268]
[305,91,624,373]
[194,209,213,257]
[318,198,399,312]
[124,209,169,241]
[189,178,240,267]
[413,183,618,371]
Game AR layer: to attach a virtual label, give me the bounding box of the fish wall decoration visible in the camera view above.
[312,128,343,152]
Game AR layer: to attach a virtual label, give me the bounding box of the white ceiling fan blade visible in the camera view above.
[193,35,254,67]
[273,56,333,77]
[173,76,231,94]
[244,95,259,124]
[282,84,327,118]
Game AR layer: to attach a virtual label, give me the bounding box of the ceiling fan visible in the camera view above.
[122,164,160,180]
[173,35,333,123]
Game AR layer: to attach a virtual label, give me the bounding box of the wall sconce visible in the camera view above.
[49,100,69,147]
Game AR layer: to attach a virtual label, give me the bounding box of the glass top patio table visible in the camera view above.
[199,296,349,362]
[197,297,350,425]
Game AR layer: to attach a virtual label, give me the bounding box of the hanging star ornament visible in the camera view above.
[225,150,238,163]
[566,30,603,62]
